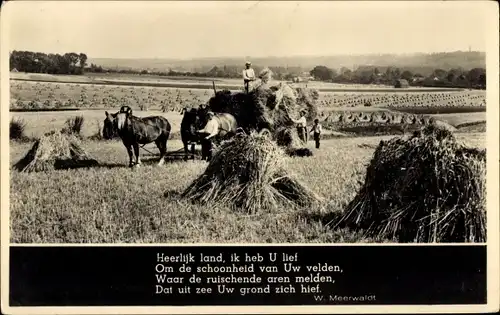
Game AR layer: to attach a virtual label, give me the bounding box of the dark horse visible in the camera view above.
[180,106,203,160]
[103,106,171,167]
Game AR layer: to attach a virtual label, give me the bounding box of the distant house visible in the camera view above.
[11,68,18,72]
[394,79,409,88]
[293,75,314,83]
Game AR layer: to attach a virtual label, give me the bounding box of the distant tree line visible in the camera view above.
[89,64,302,81]
[310,65,486,89]
[10,51,88,75]
[10,50,486,89]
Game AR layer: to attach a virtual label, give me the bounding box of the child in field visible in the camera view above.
[310,119,322,149]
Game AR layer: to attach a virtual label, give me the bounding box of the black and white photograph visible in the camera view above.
[1,0,499,313]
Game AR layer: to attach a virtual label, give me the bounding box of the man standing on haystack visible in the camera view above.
[242,61,256,93]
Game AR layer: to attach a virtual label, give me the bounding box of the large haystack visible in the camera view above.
[331,124,486,243]
[14,130,99,172]
[181,131,321,213]
[207,82,318,156]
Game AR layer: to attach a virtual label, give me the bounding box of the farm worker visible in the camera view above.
[310,118,322,149]
[197,111,218,161]
[243,61,256,93]
[199,111,219,140]
[292,110,308,143]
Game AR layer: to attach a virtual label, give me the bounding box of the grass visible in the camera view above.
[10,110,184,139]
[390,106,486,114]
[429,112,486,127]
[10,107,485,141]
[9,133,485,243]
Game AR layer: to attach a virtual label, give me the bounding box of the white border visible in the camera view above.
[1,1,499,314]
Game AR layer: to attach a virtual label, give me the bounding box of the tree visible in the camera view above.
[401,70,413,81]
[448,68,463,77]
[478,73,486,86]
[340,66,350,75]
[392,68,401,79]
[433,68,447,79]
[79,53,88,71]
[467,68,486,86]
[384,67,394,82]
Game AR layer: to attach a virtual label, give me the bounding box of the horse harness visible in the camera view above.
[211,114,232,134]
[139,113,232,155]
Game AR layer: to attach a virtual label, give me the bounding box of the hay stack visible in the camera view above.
[331,123,486,243]
[14,130,99,172]
[266,84,316,156]
[258,67,273,83]
[181,131,321,213]
[207,82,317,156]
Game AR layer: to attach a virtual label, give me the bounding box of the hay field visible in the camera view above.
[9,79,487,138]
[8,76,487,243]
[11,72,471,92]
[10,78,486,114]
[9,133,485,243]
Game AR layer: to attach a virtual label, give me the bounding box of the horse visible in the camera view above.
[196,110,238,161]
[180,106,203,161]
[103,106,171,167]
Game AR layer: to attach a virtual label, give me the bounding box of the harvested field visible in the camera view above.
[456,122,486,133]
[10,79,485,114]
[429,112,486,127]
[316,90,485,110]
[8,75,488,243]
[10,110,183,140]
[9,133,485,243]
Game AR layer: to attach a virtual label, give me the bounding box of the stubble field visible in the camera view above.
[9,133,486,243]
[8,74,487,243]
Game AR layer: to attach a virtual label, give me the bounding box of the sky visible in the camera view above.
[5,1,492,59]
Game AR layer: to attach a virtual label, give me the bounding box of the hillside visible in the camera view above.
[88,51,486,74]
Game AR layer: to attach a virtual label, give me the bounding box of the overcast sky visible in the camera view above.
[5,1,491,59]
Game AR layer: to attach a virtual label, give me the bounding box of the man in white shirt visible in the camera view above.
[197,111,219,161]
[310,118,322,149]
[242,61,256,93]
[292,110,308,143]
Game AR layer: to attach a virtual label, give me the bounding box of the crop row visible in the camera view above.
[10,81,487,112]
[318,91,486,108]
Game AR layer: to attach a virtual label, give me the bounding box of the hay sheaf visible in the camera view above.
[180,131,321,213]
[14,130,99,172]
[331,123,486,243]
[207,83,318,156]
